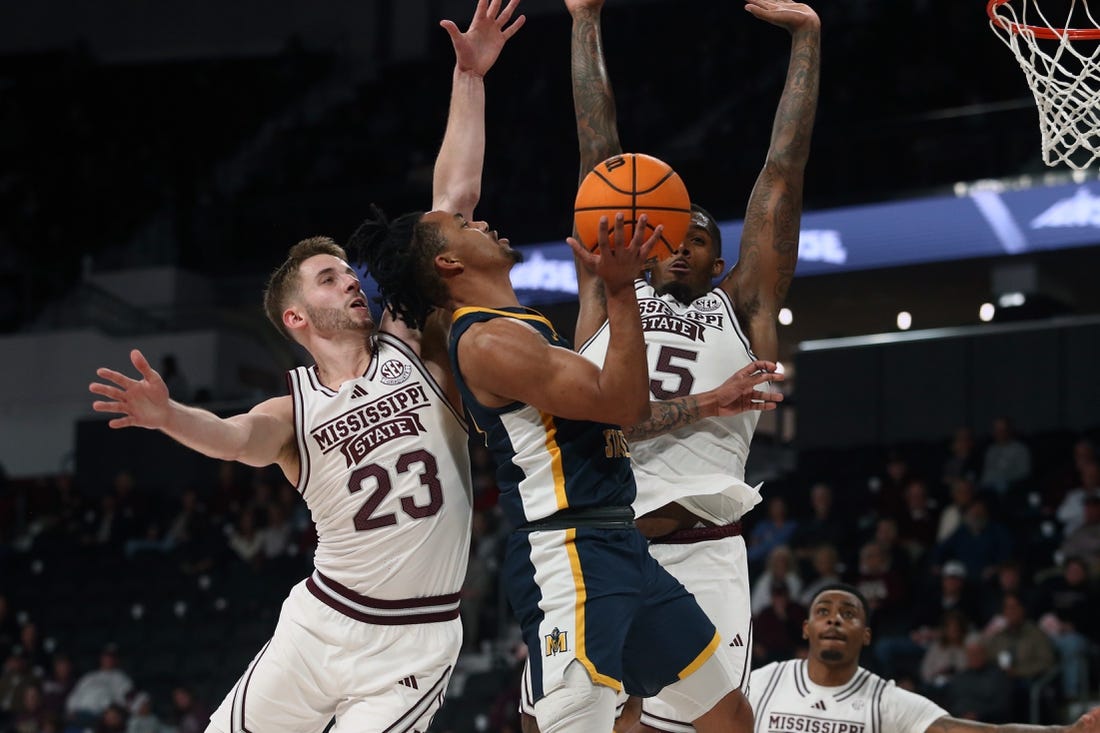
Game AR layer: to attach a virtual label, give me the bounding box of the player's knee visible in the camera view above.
[655,650,741,723]
[533,660,616,733]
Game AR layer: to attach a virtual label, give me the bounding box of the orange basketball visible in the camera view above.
[574,153,692,262]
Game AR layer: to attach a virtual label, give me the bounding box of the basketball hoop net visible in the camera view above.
[988,0,1100,169]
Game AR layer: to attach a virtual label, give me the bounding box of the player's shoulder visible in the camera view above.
[250,394,293,420]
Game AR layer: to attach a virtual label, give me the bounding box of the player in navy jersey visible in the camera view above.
[88,2,524,730]
[356,204,780,733]
[751,584,1099,733]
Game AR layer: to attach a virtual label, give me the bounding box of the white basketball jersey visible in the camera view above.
[288,332,472,601]
[749,661,947,733]
[578,280,765,523]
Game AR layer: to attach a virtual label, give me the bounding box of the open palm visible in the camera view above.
[441,0,526,77]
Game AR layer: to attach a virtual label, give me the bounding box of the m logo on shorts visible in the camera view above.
[545,628,569,656]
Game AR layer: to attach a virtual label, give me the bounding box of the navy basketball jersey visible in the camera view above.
[448,306,636,526]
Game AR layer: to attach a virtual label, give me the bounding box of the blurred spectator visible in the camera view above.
[751,545,803,616]
[942,426,981,488]
[918,610,972,690]
[866,449,911,522]
[1055,459,1099,536]
[1059,493,1100,573]
[11,683,52,733]
[798,543,843,608]
[941,635,1013,722]
[0,648,33,717]
[748,496,798,569]
[852,540,909,646]
[40,652,74,717]
[168,685,208,733]
[1035,556,1098,699]
[937,477,976,543]
[790,482,851,563]
[126,691,166,733]
[934,497,1013,583]
[875,561,976,680]
[16,622,48,676]
[897,478,938,563]
[0,595,17,656]
[227,510,263,568]
[984,592,1056,688]
[65,644,133,724]
[978,560,1038,628]
[871,517,913,577]
[979,417,1031,496]
[752,582,808,665]
[97,702,128,733]
[259,503,293,560]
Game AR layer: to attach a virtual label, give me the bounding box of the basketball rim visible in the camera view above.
[987,0,1100,39]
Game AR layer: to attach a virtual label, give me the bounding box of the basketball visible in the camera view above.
[574,153,692,262]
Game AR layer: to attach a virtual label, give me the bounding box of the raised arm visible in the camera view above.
[567,0,623,346]
[89,349,297,476]
[432,0,526,218]
[721,0,820,362]
[460,215,656,426]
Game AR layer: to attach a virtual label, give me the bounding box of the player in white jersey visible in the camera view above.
[751,584,1100,733]
[516,1,820,731]
[88,2,525,730]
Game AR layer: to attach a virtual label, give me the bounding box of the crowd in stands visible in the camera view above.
[0,415,1098,732]
[1,0,1046,337]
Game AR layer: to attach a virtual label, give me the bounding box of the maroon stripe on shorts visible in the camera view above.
[648,521,742,545]
[306,575,460,625]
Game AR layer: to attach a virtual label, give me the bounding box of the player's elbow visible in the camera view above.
[609,395,649,428]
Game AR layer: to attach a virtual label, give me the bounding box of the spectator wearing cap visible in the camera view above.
[126,691,165,733]
[874,561,978,680]
[65,644,133,725]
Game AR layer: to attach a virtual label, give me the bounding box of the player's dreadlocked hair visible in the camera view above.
[348,205,448,331]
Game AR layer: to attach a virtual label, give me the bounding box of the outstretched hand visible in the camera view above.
[441,0,526,78]
[567,213,660,294]
[714,360,785,416]
[89,349,172,430]
[744,0,820,33]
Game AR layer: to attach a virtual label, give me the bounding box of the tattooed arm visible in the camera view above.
[721,0,820,362]
[567,0,624,346]
[924,708,1099,733]
[624,360,784,441]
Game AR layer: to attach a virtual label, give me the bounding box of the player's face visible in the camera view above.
[296,254,373,333]
[424,210,520,271]
[804,591,870,666]
[650,225,723,303]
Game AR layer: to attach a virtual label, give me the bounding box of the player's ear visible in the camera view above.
[434,253,464,278]
[283,306,306,333]
[711,257,725,277]
[802,619,809,640]
[862,626,872,648]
